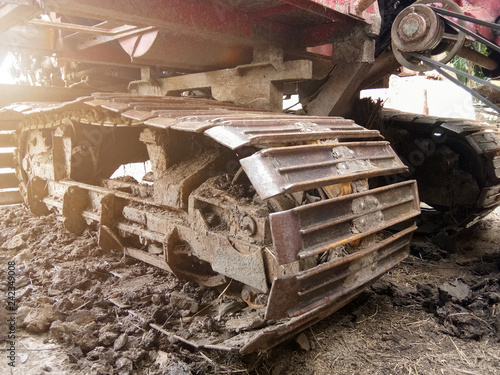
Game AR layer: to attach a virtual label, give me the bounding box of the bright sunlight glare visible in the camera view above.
[0,52,16,84]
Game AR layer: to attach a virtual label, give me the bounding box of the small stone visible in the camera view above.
[49,320,65,341]
[78,334,99,354]
[70,295,85,308]
[98,325,119,346]
[439,280,471,304]
[66,346,84,363]
[170,291,199,314]
[61,321,81,336]
[24,305,57,333]
[6,234,25,250]
[113,333,128,351]
[38,296,56,304]
[151,294,163,305]
[41,364,52,372]
[126,348,147,362]
[16,306,30,327]
[66,310,95,325]
[295,332,311,351]
[53,298,73,313]
[86,346,107,361]
[115,357,133,375]
[226,312,265,332]
[90,307,110,321]
[154,351,191,375]
[89,362,114,375]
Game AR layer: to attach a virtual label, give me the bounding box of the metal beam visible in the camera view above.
[160,60,313,111]
[28,19,138,35]
[250,4,297,18]
[0,3,40,34]
[0,84,97,108]
[48,0,299,48]
[281,0,362,23]
[76,26,157,51]
[302,22,347,47]
[304,30,375,117]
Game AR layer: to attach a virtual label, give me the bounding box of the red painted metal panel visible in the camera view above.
[302,22,349,47]
[51,0,298,47]
[458,0,500,45]
[282,0,357,22]
[0,0,380,70]
[250,4,297,18]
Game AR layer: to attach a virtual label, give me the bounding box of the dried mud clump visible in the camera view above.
[2,204,500,375]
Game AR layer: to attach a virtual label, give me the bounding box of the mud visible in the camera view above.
[1,205,500,374]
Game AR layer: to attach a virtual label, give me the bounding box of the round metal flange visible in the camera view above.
[392,4,444,53]
[391,0,467,72]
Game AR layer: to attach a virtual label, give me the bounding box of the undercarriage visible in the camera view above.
[1,94,419,351]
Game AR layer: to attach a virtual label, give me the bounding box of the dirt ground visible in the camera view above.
[1,204,500,375]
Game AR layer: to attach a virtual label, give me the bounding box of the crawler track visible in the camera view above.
[381,109,500,230]
[1,95,419,352]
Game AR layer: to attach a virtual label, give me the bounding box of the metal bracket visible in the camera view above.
[160,60,313,112]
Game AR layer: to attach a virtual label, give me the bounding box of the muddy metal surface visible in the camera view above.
[0,204,500,375]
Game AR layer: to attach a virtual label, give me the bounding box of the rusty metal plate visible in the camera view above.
[440,122,488,134]
[101,102,131,113]
[478,185,500,208]
[152,109,238,118]
[84,99,110,108]
[269,180,420,265]
[491,156,500,181]
[410,116,440,124]
[240,142,407,199]
[205,119,380,149]
[387,114,420,122]
[5,104,37,113]
[169,120,219,133]
[466,132,500,154]
[121,110,156,122]
[265,225,416,320]
[143,117,178,129]
[166,113,267,132]
[91,92,138,99]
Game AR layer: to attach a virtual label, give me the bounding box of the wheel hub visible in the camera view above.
[392,5,444,53]
[391,0,466,72]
